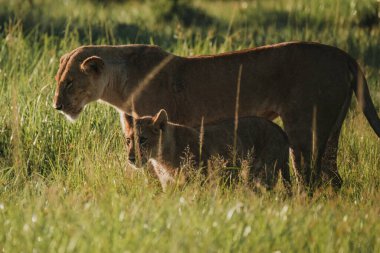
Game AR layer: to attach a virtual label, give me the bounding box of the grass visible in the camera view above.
[0,0,379,252]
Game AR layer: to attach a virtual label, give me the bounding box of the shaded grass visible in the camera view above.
[0,0,379,252]
[1,170,379,252]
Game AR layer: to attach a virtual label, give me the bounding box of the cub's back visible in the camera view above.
[201,116,288,158]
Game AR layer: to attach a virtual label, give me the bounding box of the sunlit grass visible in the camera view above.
[0,0,379,252]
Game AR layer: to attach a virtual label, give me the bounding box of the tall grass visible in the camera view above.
[232,64,242,167]
[0,0,379,252]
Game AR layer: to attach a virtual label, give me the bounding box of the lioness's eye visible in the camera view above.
[126,138,131,145]
[139,137,147,145]
[66,81,73,89]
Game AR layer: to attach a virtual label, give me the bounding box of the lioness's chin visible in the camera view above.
[64,113,80,122]
[61,108,83,122]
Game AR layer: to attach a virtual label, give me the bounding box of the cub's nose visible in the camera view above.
[54,104,63,111]
[129,156,136,163]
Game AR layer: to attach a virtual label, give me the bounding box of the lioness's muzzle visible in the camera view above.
[54,103,63,110]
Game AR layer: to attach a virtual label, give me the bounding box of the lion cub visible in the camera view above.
[123,109,290,191]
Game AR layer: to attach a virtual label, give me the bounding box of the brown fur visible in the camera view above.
[122,110,291,190]
[53,42,380,190]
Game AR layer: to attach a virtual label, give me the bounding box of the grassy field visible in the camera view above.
[0,0,380,252]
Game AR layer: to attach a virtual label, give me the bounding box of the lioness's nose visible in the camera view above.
[54,103,63,111]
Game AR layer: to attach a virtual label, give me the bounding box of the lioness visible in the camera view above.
[122,109,291,191]
[53,42,380,190]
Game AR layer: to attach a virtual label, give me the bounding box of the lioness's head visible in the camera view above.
[123,109,168,165]
[53,48,108,120]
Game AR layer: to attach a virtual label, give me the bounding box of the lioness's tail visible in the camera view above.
[349,58,380,137]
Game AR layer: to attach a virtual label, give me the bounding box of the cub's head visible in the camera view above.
[123,109,168,165]
[53,48,108,121]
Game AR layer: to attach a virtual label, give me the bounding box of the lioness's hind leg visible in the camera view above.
[321,91,351,190]
[321,126,343,189]
[281,96,346,192]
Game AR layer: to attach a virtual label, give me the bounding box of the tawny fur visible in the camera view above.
[122,110,291,190]
[53,42,380,189]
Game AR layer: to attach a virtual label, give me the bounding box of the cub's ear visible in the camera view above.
[81,56,104,75]
[153,109,168,131]
[122,113,134,133]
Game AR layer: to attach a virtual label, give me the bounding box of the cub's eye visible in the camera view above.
[126,138,131,145]
[139,137,147,145]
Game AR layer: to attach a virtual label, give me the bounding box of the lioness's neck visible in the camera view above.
[95,45,173,113]
[100,62,129,110]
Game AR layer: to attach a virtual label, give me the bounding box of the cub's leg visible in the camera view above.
[248,155,277,191]
[254,143,290,192]
[147,159,175,192]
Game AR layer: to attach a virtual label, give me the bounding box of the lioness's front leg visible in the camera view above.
[282,115,325,191]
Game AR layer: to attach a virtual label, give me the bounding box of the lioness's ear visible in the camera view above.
[153,109,168,131]
[81,56,104,75]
